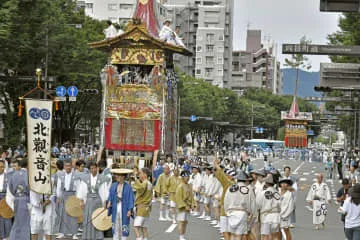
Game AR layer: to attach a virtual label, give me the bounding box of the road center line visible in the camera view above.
[165,223,177,233]
[293,162,305,174]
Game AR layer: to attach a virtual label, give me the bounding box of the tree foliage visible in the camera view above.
[327,13,360,145]
[0,0,107,145]
[178,73,318,144]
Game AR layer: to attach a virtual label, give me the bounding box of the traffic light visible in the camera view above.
[314,86,332,92]
[82,89,99,94]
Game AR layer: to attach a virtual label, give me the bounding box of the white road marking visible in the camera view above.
[311,170,315,173]
[299,178,307,181]
[293,162,305,174]
[165,223,177,233]
[313,178,317,181]
[306,206,313,211]
[303,172,310,176]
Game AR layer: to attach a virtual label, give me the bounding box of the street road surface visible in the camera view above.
[58,157,345,240]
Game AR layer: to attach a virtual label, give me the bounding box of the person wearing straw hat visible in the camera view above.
[0,160,11,240]
[154,164,171,221]
[175,170,194,240]
[77,162,111,240]
[224,170,256,240]
[133,167,153,240]
[306,173,331,230]
[6,167,30,240]
[166,168,181,224]
[55,160,81,239]
[279,178,294,240]
[214,160,237,240]
[107,168,135,240]
[256,174,281,240]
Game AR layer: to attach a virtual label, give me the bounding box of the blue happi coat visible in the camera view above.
[107,182,134,237]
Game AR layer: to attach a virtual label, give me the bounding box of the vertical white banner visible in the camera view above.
[25,99,52,194]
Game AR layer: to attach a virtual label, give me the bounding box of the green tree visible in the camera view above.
[327,13,360,145]
[284,36,312,97]
[0,0,107,145]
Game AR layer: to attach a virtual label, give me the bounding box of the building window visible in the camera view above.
[196,69,201,75]
[217,46,224,53]
[196,46,202,52]
[206,45,214,52]
[196,57,202,64]
[85,3,93,8]
[206,33,215,43]
[205,68,213,77]
[217,57,223,64]
[108,3,117,11]
[120,4,133,10]
[196,35,202,41]
[218,35,224,41]
[206,57,214,64]
[218,69,224,76]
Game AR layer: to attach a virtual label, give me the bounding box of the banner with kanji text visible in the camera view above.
[25,99,52,194]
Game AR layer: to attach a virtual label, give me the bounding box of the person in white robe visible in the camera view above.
[256,174,281,240]
[190,166,202,216]
[208,174,222,227]
[249,169,266,240]
[103,20,117,39]
[202,166,214,221]
[30,191,55,240]
[174,26,185,47]
[306,173,331,230]
[159,19,176,45]
[279,178,295,240]
[77,162,111,240]
[283,166,298,228]
[224,170,256,240]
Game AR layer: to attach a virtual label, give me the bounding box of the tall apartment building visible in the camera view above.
[165,0,234,88]
[78,0,233,88]
[77,0,167,24]
[231,30,283,95]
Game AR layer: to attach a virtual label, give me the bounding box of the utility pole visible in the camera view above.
[251,104,254,139]
[177,95,180,147]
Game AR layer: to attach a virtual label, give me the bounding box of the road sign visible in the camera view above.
[320,0,359,12]
[190,115,197,122]
[69,97,76,102]
[282,44,360,56]
[307,130,315,136]
[56,86,67,97]
[67,86,78,97]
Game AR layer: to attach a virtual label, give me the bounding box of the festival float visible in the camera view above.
[89,0,192,166]
[281,98,313,148]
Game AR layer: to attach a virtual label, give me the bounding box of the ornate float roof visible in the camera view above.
[89,19,192,56]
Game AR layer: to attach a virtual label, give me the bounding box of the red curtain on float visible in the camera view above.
[105,118,161,151]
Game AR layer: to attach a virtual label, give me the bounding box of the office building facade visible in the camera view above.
[231,30,283,95]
